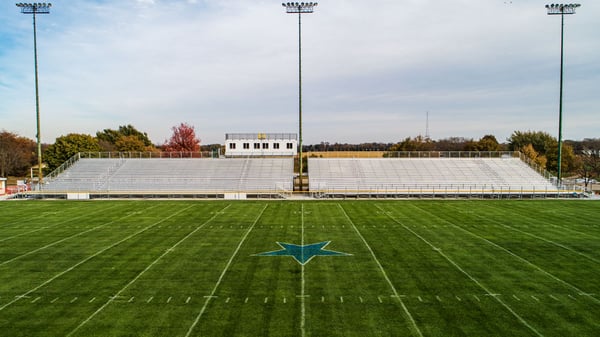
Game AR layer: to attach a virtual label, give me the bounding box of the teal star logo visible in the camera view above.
[254,241,351,265]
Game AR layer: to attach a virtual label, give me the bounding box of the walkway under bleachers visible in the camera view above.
[44,158,294,196]
[308,157,559,197]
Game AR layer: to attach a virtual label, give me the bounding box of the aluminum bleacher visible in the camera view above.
[308,157,562,197]
[44,157,294,197]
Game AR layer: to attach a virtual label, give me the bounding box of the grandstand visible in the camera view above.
[43,157,294,199]
[35,151,584,199]
[308,155,568,198]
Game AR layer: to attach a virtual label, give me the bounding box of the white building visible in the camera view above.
[225,133,297,157]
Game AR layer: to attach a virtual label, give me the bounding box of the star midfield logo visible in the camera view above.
[254,241,351,265]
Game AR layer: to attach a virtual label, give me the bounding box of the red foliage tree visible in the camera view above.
[163,123,201,152]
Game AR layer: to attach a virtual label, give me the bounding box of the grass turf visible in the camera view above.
[0,200,598,336]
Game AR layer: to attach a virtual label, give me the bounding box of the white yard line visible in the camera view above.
[337,204,424,337]
[185,204,268,337]
[453,204,600,265]
[0,204,192,313]
[66,204,230,337]
[377,205,544,337]
[0,204,155,266]
[0,204,122,239]
[300,204,306,337]
[411,204,600,306]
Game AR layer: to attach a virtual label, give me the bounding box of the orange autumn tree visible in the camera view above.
[163,123,201,153]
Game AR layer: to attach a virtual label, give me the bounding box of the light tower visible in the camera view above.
[545,3,580,188]
[282,2,318,192]
[16,2,52,190]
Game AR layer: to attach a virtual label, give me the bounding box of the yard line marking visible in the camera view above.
[146,297,154,303]
[340,296,344,303]
[463,206,600,265]
[185,204,268,337]
[321,296,325,303]
[264,297,269,304]
[513,295,521,301]
[549,295,560,301]
[0,205,151,266]
[359,296,364,303]
[283,297,287,304]
[455,296,462,302]
[436,296,442,302]
[31,297,41,303]
[568,295,577,301]
[338,204,423,337]
[66,204,220,337]
[410,204,600,306]
[531,295,540,302]
[128,297,135,303]
[186,297,191,304]
[225,297,230,303]
[167,297,172,304]
[70,297,78,303]
[300,204,306,337]
[473,295,480,302]
[417,296,423,303]
[0,204,121,242]
[89,297,96,303]
[51,297,59,303]
[0,204,188,313]
[378,205,544,337]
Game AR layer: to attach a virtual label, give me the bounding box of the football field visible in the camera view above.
[0,200,599,336]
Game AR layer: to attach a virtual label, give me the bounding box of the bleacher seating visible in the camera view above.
[308,157,557,195]
[45,158,294,194]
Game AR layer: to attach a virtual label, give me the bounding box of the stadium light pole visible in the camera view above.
[282,2,318,192]
[545,3,580,188]
[16,2,52,190]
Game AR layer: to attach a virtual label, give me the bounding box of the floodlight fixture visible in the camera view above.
[282,2,318,14]
[546,3,580,15]
[16,2,52,189]
[16,3,52,14]
[545,3,580,188]
[281,2,317,192]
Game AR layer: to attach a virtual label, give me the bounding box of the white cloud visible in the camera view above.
[1,0,598,145]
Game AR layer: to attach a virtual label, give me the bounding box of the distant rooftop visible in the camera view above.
[226,133,298,141]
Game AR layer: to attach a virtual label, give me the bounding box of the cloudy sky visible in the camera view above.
[1,0,598,145]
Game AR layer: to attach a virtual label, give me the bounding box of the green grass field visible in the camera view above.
[0,200,599,336]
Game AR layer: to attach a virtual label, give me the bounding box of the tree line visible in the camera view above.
[0,127,598,188]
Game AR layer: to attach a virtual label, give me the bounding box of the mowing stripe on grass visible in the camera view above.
[377,204,545,337]
[0,204,192,312]
[66,204,231,337]
[412,204,600,305]
[455,204,600,265]
[0,203,123,244]
[185,204,268,337]
[0,204,154,266]
[337,204,423,337]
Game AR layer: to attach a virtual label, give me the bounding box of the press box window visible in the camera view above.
[286,143,293,149]
[273,143,280,149]
[243,143,250,149]
[262,143,269,149]
[254,143,260,149]
[229,143,236,149]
